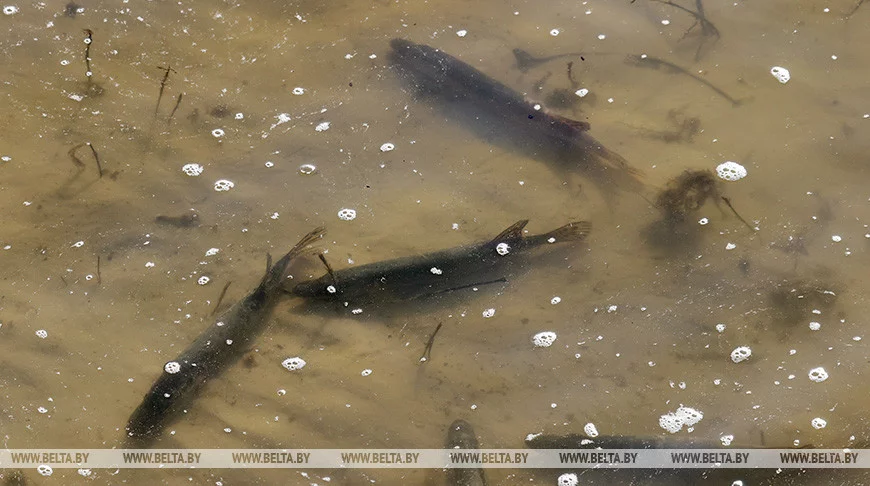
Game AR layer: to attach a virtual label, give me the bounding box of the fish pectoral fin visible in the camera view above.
[490,220,529,244]
[550,112,591,131]
[541,221,592,243]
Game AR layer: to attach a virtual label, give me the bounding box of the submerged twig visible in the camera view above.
[167,93,183,124]
[419,322,443,363]
[211,281,232,316]
[83,29,93,79]
[68,142,102,177]
[650,0,720,60]
[155,65,175,116]
[721,196,756,232]
[96,255,102,284]
[846,0,866,18]
[86,142,102,178]
[317,253,337,286]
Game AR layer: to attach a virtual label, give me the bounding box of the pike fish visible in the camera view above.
[388,39,645,196]
[291,220,590,307]
[125,227,324,444]
[445,419,487,486]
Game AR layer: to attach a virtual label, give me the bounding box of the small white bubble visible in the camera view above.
[198,276,210,285]
[731,346,751,363]
[3,5,19,15]
[809,321,821,331]
[496,242,510,256]
[574,88,589,97]
[77,468,91,477]
[292,87,306,95]
[36,329,48,339]
[811,417,827,429]
[145,261,155,268]
[558,473,579,486]
[380,142,395,152]
[482,308,496,318]
[716,161,747,181]
[725,242,737,250]
[716,323,726,333]
[164,361,181,374]
[607,305,618,313]
[211,128,225,138]
[326,285,337,294]
[214,179,235,192]
[234,112,244,120]
[282,357,306,371]
[298,163,317,175]
[598,34,606,40]
[315,121,330,132]
[361,368,372,376]
[351,308,363,315]
[547,237,556,243]
[550,28,560,36]
[85,274,93,281]
[224,427,232,433]
[277,389,287,396]
[264,161,274,168]
[182,163,204,176]
[584,422,599,437]
[808,366,829,382]
[551,296,561,305]
[770,66,791,84]
[60,59,70,66]
[456,29,467,37]
[430,267,443,275]
[831,235,842,242]
[205,248,220,256]
[661,19,670,25]
[225,339,233,345]
[71,240,85,248]
[37,406,48,414]
[337,208,357,221]
[532,331,557,347]
[699,217,709,225]
[37,465,53,476]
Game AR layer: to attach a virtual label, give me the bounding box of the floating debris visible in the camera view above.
[716,161,747,181]
[182,163,203,176]
[214,179,234,192]
[282,357,306,371]
[770,66,790,84]
[532,331,557,347]
[730,346,751,363]
[337,208,356,221]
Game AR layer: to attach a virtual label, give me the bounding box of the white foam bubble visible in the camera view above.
[214,179,235,192]
[206,248,220,256]
[361,369,372,376]
[558,472,579,486]
[551,296,561,305]
[379,142,395,152]
[198,276,210,285]
[337,208,357,221]
[299,163,317,175]
[720,434,734,446]
[532,331,557,347]
[716,323,726,333]
[808,366,828,383]
[164,361,181,374]
[482,308,496,318]
[36,329,48,339]
[3,5,19,15]
[770,66,790,84]
[326,285,337,294]
[550,28,560,36]
[430,267,443,275]
[584,422,599,437]
[282,357,306,371]
[182,163,203,176]
[496,242,510,256]
[809,321,821,331]
[211,128,225,138]
[811,417,827,429]
[731,346,751,363]
[716,161,747,181]
[315,121,330,132]
[456,29,467,37]
[292,87,306,95]
[37,465,53,476]
[575,88,589,97]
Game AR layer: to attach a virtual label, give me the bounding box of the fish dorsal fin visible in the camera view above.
[490,220,529,244]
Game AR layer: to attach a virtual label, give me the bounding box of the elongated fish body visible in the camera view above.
[125,228,324,445]
[291,220,590,306]
[388,38,644,193]
[446,420,487,486]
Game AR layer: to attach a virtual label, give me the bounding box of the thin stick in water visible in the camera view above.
[419,322,443,363]
[211,281,232,316]
[721,196,756,232]
[155,65,175,116]
[83,29,93,79]
[96,255,102,284]
[86,142,102,178]
[167,93,183,124]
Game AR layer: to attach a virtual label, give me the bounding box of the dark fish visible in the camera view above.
[291,220,590,308]
[155,212,199,228]
[526,433,730,450]
[625,54,744,106]
[388,39,645,195]
[125,227,324,445]
[445,420,487,486]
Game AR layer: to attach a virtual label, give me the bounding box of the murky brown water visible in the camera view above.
[1,0,869,484]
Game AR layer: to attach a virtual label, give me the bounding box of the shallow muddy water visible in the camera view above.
[1,0,869,484]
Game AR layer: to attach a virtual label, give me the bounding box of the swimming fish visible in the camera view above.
[388,39,645,196]
[125,227,324,444]
[290,220,590,308]
[445,419,487,486]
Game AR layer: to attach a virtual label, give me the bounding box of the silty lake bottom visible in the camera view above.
[0,0,869,483]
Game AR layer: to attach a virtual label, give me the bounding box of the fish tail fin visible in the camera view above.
[262,226,326,290]
[490,219,529,244]
[539,221,592,243]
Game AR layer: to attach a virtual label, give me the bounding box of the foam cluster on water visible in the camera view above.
[558,473,578,486]
[496,242,510,256]
[482,308,495,318]
[730,346,751,363]
[770,66,790,84]
[808,367,828,382]
[811,417,827,429]
[337,208,356,221]
[282,357,306,371]
[716,161,747,181]
[164,361,181,374]
[379,142,395,152]
[659,405,704,434]
[584,422,599,437]
[532,331,557,347]
[182,163,203,176]
[214,179,234,192]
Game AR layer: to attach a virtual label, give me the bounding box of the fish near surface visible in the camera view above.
[388,39,645,196]
[290,220,590,311]
[125,227,324,445]
[445,419,487,486]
